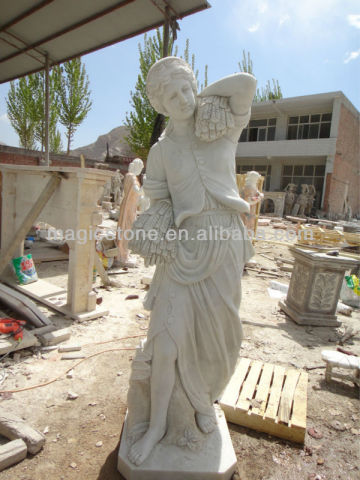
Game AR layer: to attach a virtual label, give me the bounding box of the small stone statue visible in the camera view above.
[284,183,297,216]
[123,56,256,469]
[114,158,143,268]
[240,170,263,235]
[111,169,124,206]
[305,184,316,216]
[138,174,151,213]
[293,184,309,217]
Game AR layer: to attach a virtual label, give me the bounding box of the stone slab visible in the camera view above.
[38,328,71,346]
[118,408,237,480]
[279,300,341,327]
[0,406,45,454]
[4,278,108,321]
[0,329,40,355]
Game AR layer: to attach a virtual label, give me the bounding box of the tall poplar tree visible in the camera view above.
[6,76,37,150]
[125,30,207,160]
[57,58,92,154]
[238,50,283,102]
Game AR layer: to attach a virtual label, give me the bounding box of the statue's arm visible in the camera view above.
[199,73,256,116]
[143,144,170,203]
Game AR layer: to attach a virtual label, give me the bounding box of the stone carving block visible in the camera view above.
[280,248,359,326]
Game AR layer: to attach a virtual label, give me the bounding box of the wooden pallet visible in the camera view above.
[220,358,308,443]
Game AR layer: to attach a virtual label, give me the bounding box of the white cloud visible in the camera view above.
[248,23,260,33]
[258,1,268,14]
[229,0,357,39]
[347,14,360,28]
[344,48,360,63]
[279,14,290,26]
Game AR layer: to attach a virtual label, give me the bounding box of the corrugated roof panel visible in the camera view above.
[0,0,210,83]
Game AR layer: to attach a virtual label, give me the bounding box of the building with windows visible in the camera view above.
[236,91,360,216]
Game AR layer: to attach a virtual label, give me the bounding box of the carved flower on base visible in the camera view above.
[177,427,201,451]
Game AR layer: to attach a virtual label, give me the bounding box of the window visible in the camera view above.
[236,164,272,191]
[287,113,332,140]
[239,118,277,142]
[280,164,325,208]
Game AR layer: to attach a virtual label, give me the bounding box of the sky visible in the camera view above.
[0,0,359,150]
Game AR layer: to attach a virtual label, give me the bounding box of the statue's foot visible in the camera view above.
[128,426,165,466]
[195,411,217,434]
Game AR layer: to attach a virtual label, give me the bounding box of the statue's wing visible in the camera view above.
[128,199,177,267]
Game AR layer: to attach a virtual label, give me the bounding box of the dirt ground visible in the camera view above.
[0,222,359,480]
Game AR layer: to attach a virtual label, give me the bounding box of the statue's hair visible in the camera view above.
[146,57,198,115]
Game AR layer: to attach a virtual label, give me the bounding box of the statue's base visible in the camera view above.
[117,407,237,480]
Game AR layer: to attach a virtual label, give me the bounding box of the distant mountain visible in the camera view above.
[71,126,134,161]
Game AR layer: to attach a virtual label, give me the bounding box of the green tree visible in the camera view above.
[125,29,174,159]
[57,58,92,154]
[32,69,63,153]
[238,50,283,102]
[7,67,65,153]
[125,30,208,160]
[6,76,37,150]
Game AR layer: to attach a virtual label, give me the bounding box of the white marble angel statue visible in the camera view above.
[125,57,256,466]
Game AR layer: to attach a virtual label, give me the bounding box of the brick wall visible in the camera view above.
[0,145,134,175]
[327,104,360,216]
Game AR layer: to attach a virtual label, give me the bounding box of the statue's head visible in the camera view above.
[245,170,261,185]
[301,184,308,193]
[128,158,144,176]
[146,57,198,117]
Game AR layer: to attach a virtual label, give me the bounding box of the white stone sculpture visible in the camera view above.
[138,174,151,213]
[240,170,264,234]
[284,183,297,216]
[305,184,316,216]
[119,57,256,475]
[293,184,309,217]
[114,158,143,268]
[111,169,124,206]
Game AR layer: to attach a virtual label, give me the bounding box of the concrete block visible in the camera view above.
[0,439,27,471]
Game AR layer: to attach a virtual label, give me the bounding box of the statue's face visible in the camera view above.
[162,78,196,121]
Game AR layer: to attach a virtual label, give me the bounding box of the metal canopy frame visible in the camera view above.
[0,0,210,84]
[0,0,210,163]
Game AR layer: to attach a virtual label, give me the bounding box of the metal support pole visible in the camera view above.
[163,6,170,57]
[44,53,50,166]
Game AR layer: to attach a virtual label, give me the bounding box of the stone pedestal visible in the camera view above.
[118,407,237,480]
[279,248,359,326]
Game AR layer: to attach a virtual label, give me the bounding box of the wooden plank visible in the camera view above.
[31,246,68,263]
[221,357,251,407]
[264,365,285,421]
[251,363,274,417]
[290,371,308,429]
[278,369,301,424]
[236,360,263,412]
[226,408,305,444]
